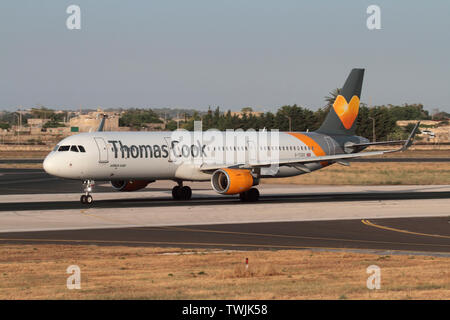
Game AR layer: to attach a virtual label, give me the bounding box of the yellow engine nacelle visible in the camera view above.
[211,168,256,195]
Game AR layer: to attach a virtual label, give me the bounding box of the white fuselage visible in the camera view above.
[43,131,331,181]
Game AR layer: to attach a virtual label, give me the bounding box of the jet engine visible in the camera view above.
[111,180,151,192]
[211,168,256,195]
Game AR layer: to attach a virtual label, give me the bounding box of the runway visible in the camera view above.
[0,217,449,254]
[0,168,449,255]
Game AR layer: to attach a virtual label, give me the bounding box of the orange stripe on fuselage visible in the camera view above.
[287,132,326,156]
[286,132,329,167]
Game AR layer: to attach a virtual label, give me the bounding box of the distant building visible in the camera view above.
[27,118,50,128]
[43,127,70,135]
[397,120,450,143]
[396,120,439,127]
[69,109,120,132]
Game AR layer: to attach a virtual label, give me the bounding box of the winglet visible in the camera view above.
[401,121,420,151]
[97,114,107,132]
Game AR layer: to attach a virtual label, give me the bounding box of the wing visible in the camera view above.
[200,122,420,172]
[347,140,407,148]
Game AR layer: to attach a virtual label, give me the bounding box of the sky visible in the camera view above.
[0,1,449,112]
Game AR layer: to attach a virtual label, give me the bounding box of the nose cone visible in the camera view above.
[43,154,59,176]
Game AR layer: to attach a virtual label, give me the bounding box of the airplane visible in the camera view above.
[43,69,419,205]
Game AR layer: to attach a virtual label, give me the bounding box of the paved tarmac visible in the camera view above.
[0,168,449,255]
[0,217,448,255]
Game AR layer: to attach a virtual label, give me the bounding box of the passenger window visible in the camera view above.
[58,145,70,152]
[78,146,86,152]
[70,145,79,152]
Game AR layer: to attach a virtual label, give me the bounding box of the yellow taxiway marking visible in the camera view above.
[362,219,450,240]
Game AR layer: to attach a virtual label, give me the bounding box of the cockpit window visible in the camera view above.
[78,145,86,153]
[70,145,79,152]
[53,145,59,152]
[58,145,70,152]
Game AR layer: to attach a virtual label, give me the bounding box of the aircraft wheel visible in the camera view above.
[86,195,93,204]
[172,185,192,200]
[247,188,260,202]
[240,188,259,202]
[181,186,192,200]
[172,186,181,200]
[81,195,93,205]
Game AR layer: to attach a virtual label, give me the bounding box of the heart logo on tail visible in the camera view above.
[333,95,360,129]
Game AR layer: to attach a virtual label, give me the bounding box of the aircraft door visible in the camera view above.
[94,137,109,163]
[164,136,176,162]
[246,137,258,164]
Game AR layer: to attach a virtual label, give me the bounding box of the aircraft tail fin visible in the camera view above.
[316,68,365,136]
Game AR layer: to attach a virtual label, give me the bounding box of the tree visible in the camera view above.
[275,105,316,131]
[119,108,163,128]
[432,111,450,120]
[404,122,421,135]
[30,107,54,119]
[355,105,397,141]
[165,120,178,131]
[388,103,431,121]
[241,107,253,113]
[43,120,66,128]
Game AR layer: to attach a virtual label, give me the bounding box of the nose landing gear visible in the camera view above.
[80,180,95,205]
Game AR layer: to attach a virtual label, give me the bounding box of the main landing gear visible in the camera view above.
[239,188,260,202]
[80,180,95,205]
[172,181,192,200]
